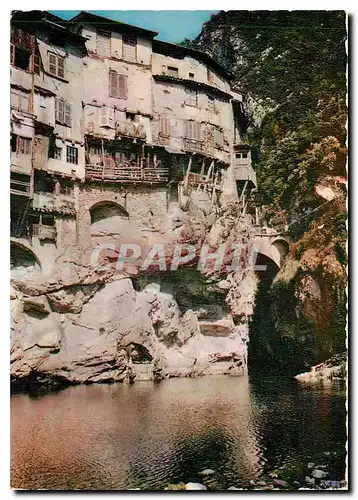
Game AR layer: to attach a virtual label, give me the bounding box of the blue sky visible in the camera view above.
[50,11,218,43]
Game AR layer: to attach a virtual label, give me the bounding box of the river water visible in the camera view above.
[11,375,346,490]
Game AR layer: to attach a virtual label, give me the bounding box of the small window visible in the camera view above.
[167,66,178,78]
[48,52,65,78]
[53,147,62,160]
[123,34,137,62]
[126,112,136,122]
[242,153,248,159]
[159,116,170,137]
[109,71,127,99]
[235,153,242,159]
[100,106,114,128]
[96,29,111,57]
[66,146,78,164]
[10,88,30,112]
[189,72,195,79]
[185,88,198,106]
[13,46,31,71]
[185,120,201,141]
[55,98,71,126]
[42,215,55,226]
[11,134,31,155]
[207,94,215,111]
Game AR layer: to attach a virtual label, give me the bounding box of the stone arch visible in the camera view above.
[10,240,42,275]
[271,238,290,264]
[89,201,129,225]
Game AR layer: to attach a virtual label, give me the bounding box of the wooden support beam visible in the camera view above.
[184,156,192,187]
[197,158,206,191]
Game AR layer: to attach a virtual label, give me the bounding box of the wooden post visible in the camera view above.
[204,160,214,192]
[184,156,192,187]
[197,158,206,191]
[101,139,105,180]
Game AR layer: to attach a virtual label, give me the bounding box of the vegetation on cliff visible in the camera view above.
[184,10,347,371]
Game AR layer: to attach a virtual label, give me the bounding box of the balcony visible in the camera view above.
[86,164,169,184]
[32,191,75,215]
[183,138,204,154]
[233,160,257,187]
[10,177,32,197]
[115,121,146,140]
[32,223,56,241]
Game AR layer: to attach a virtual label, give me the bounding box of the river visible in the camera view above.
[11,375,346,490]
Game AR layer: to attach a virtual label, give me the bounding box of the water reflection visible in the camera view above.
[11,376,346,490]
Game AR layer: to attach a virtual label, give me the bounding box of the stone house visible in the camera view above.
[10,10,257,277]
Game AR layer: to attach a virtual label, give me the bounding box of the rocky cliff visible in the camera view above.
[11,195,257,389]
[185,10,347,373]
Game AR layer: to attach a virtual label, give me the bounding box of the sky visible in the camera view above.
[50,10,218,43]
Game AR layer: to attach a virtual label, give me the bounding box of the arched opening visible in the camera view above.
[90,201,129,224]
[271,238,290,265]
[248,252,280,376]
[10,241,41,277]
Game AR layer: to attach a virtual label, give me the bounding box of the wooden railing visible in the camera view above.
[183,138,204,154]
[10,179,31,197]
[86,164,169,183]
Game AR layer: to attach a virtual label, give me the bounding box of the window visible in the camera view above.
[126,112,136,122]
[235,152,248,159]
[123,34,137,62]
[10,28,40,74]
[48,52,65,78]
[109,71,127,99]
[11,134,31,155]
[242,153,248,159]
[185,88,198,106]
[159,116,170,137]
[66,146,78,164]
[167,66,178,78]
[10,88,30,112]
[207,95,215,111]
[189,72,195,79]
[96,29,111,57]
[185,120,201,141]
[100,106,114,128]
[55,98,71,126]
[51,147,62,160]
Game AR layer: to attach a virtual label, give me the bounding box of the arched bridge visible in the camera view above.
[253,227,290,269]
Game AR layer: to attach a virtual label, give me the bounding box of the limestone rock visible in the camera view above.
[185,482,207,490]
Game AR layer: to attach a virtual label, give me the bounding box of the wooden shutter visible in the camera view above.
[57,56,64,78]
[96,29,111,57]
[123,34,137,62]
[64,103,72,126]
[109,72,127,99]
[118,75,127,98]
[55,98,64,123]
[49,53,57,75]
[160,116,170,136]
[32,54,40,74]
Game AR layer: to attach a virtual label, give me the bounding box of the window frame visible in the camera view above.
[96,28,111,57]
[48,52,65,79]
[109,71,127,99]
[11,134,32,155]
[185,88,198,106]
[66,145,78,165]
[55,98,72,127]
[122,33,137,62]
[167,66,179,78]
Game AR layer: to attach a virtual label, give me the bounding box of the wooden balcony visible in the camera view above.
[115,121,146,140]
[10,178,32,197]
[183,138,204,154]
[86,164,169,184]
[233,161,257,187]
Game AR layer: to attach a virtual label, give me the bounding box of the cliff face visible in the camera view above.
[11,196,257,389]
[187,10,347,371]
